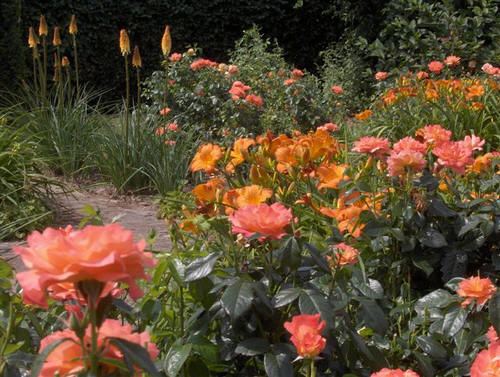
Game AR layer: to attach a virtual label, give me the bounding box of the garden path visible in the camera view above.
[0,185,171,272]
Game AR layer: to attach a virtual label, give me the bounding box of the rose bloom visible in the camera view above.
[190,58,217,70]
[461,135,485,152]
[222,185,273,215]
[189,143,223,173]
[457,276,497,307]
[159,107,171,116]
[245,94,263,108]
[317,122,338,132]
[352,137,391,159]
[482,63,500,75]
[470,342,500,377]
[416,71,429,80]
[229,81,251,100]
[375,71,388,81]
[284,314,326,359]
[444,55,461,67]
[487,326,499,345]
[327,242,359,267]
[167,122,179,131]
[227,64,238,74]
[393,137,427,154]
[283,78,297,86]
[155,126,167,136]
[14,224,155,308]
[387,150,426,177]
[38,319,159,377]
[415,124,451,147]
[229,203,292,241]
[371,368,420,377]
[291,69,304,79]
[169,52,182,62]
[354,109,373,121]
[186,48,195,56]
[331,85,343,94]
[432,141,473,174]
[428,60,444,74]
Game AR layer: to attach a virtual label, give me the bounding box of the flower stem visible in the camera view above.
[88,297,99,375]
[72,34,80,93]
[309,359,316,377]
[124,55,130,166]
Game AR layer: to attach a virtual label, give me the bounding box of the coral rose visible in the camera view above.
[229,81,251,100]
[371,368,420,377]
[457,276,497,308]
[416,71,429,80]
[428,60,444,74]
[245,94,263,108]
[387,150,426,177]
[167,122,179,131]
[461,135,485,152]
[14,224,156,308]
[39,319,159,377]
[432,141,473,174]
[444,55,461,67]
[159,107,171,116]
[190,143,223,173]
[331,85,343,94]
[190,58,217,70]
[482,63,500,76]
[291,69,304,79]
[352,137,391,159]
[317,122,338,132]
[328,242,359,267]
[229,203,292,241]
[415,124,451,147]
[375,71,388,81]
[470,342,500,377]
[487,326,499,345]
[169,52,182,62]
[283,78,297,86]
[284,314,326,359]
[393,137,427,154]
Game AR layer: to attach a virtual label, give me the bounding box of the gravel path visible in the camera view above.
[0,185,171,271]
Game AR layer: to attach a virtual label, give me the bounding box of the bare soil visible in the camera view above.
[0,184,171,271]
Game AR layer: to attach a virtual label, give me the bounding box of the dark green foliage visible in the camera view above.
[0,0,27,90]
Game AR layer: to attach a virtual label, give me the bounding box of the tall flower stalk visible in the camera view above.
[28,27,41,94]
[120,29,131,164]
[161,25,172,107]
[38,15,48,101]
[68,14,80,93]
[132,45,142,128]
[53,27,63,112]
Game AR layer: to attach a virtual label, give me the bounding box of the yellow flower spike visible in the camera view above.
[52,27,61,46]
[61,56,70,67]
[69,14,78,35]
[132,45,142,68]
[119,29,131,55]
[161,25,172,56]
[39,15,48,36]
[28,27,37,48]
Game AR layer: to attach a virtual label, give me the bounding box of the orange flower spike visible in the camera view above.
[69,14,78,35]
[190,143,223,173]
[39,15,48,36]
[119,29,130,55]
[457,276,497,308]
[52,27,61,46]
[28,27,38,48]
[61,56,70,67]
[161,25,172,56]
[132,45,142,68]
[284,314,326,358]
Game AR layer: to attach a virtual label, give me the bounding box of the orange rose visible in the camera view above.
[327,242,359,267]
[457,276,497,307]
[39,319,159,377]
[14,224,156,308]
[229,203,292,241]
[190,143,223,173]
[284,314,326,358]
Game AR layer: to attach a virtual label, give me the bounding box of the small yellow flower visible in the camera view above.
[119,29,130,55]
[39,14,48,36]
[53,27,61,46]
[61,56,70,67]
[69,14,78,35]
[161,25,172,56]
[132,45,142,68]
[28,27,38,48]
